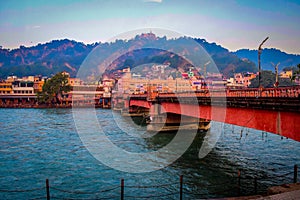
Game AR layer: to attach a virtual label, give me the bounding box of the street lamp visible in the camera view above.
[258,37,269,89]
[203,61,211,78]
[271,62,280,87]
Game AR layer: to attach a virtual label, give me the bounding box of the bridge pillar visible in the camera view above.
[147,103,210,132]
[122,104,150,117]
[120,96,131,116]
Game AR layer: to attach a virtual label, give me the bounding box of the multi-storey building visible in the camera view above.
[33,76,45,93]
[0,78,36,107]
[234,73,257,87]
[11,80,34,95]
[116,70,198,94]
[0,81,13,94]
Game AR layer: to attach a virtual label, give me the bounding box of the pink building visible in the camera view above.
[234,73,257,87]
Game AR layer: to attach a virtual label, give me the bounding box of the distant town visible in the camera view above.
[0,64,298,108]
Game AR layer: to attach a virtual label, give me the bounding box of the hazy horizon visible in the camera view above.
[1,33,300,56]
[1,0,300,54]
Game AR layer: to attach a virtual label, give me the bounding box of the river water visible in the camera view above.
[0,108,299,199]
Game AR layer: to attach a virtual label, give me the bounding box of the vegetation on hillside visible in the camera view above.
[0,34,258,79]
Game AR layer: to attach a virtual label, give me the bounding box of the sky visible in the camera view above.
[0,0,299,54]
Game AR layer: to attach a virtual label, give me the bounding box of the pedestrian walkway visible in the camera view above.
[217,183,300,200]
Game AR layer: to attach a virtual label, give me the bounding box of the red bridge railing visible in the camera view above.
[130,86,300,100]
[226,86,300,98]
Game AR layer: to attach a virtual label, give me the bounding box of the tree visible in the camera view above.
[291,64,300,84]
[38,72,71,105]
[249,70,293,88]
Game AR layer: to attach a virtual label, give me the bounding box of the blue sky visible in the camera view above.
[0,0,299,54]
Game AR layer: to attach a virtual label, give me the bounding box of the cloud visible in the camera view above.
[144,0,162,3]
[33,25,41,29]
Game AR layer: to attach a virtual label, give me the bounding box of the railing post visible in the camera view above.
[237,170,241,196]
[294,165,298,183]
[180,175,183,200]
[254,177,257,194]
[121,179,124,200]
[46,179,50,200]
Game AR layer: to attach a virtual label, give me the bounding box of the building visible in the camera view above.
[280,70,293,79]
[68,77,82,86]
[116,70,199,94]
[0,72,113,107]
[12,80,34,95]
[226,78,244,88]
[33,76,45,93]
[0,76,37,95]
[234,72,256,87]
[0,78,37,107]
[0,81,13,94]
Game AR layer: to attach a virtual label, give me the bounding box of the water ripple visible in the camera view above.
[0,108,299,199]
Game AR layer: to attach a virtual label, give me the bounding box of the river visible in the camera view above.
[0,108,299,199]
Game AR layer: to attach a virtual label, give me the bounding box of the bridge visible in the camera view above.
[113,86,300,142]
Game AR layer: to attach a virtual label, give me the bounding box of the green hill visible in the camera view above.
[0,34,259,79]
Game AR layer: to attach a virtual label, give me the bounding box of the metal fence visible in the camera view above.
[0,165,298,200]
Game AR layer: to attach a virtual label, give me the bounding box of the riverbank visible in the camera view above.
[0,104,108,108]
[220,183,300,200]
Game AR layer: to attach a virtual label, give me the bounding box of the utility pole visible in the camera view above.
[271,62,280,87]
[258,37,269,90]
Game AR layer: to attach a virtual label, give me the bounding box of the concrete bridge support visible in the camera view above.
[147,102,210,132]
[121,105,150,117]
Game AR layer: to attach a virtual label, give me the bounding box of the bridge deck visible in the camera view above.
[127,88,300,141]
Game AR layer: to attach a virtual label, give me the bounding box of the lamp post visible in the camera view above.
[203,61,211,78]
[271,62,280,87]
[258,37,269,89]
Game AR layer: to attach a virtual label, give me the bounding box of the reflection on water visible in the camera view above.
[0,108,299,199]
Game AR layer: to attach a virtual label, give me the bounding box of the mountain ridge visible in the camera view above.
[233,48,300,72]
[1,34,296,79]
